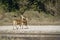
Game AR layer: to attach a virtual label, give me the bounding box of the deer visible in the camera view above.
[13,15,28,30]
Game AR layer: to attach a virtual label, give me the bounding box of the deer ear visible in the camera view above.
[21,15,23,17]
[13,15,17,17]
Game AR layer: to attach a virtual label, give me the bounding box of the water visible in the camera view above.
[0,36,60,40]
[0,25,60,40]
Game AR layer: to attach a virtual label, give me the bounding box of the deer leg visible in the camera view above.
[16,25,19,30]
[21,22,23,29]
[13,24,17,30]
[13,22,18,30]
[19,25,21,29]
[13,23,15,30]
[13,21,16,30]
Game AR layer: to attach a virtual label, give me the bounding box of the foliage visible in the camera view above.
[0,0,57,15]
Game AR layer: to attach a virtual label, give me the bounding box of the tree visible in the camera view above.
[0,0,57,16]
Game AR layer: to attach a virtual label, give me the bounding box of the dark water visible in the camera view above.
[0,36,60,40]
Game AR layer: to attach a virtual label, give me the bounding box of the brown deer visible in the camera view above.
[13,15,28,29]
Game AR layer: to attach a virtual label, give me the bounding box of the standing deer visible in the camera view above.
[13,15,28,30]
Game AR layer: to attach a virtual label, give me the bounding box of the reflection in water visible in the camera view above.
[0,36,60,40]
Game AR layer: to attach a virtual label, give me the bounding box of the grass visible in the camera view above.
[0,10,60,25]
